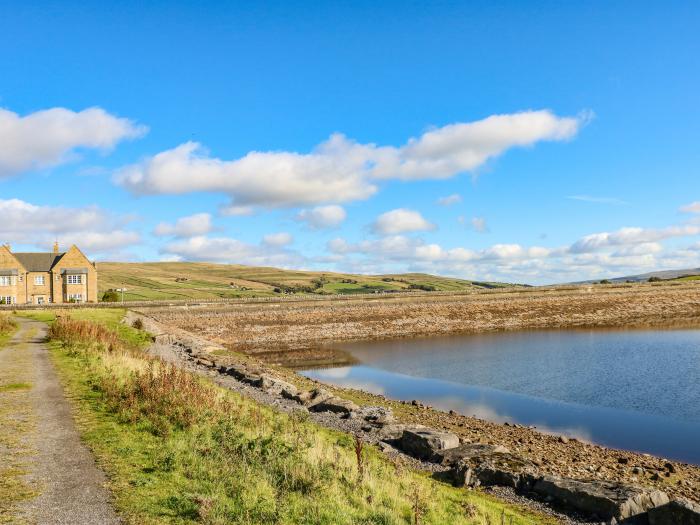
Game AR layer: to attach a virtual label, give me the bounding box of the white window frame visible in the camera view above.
[0,276,13,286]
[0,296,14,305]
[67,293,83,303]
[67,274,82,285]
[34,275,45,285]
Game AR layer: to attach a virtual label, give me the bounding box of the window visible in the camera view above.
[35,275,45,285]
[67,274,82,285]
[0,276,13,286]
[0,296,14,305]
[67,294,83,303]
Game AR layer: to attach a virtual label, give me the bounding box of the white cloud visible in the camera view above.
[322,221,700,285]
[0,198,140,255]
[296,205,347,229]
[569,226,700,254]
[263,232,293,247]
[153,213,213,238]
[437,194,462,206]
[680,201,700,214]
[372,209,436,235]
[471,217,488,232]
[116,110,585,209]
[0,106,146,178]
[567,195,628,205]
[161,235,303,268]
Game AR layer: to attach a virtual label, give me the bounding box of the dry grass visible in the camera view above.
[142,281,700,352]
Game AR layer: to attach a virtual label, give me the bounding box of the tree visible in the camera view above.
[101,289,120,302]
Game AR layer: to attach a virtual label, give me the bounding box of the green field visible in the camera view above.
[97,262,513,301]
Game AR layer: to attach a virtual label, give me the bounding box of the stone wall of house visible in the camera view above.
[51,246,98,303]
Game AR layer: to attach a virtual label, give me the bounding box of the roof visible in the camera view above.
[13,252,65,272]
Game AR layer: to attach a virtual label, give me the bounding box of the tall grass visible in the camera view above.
[0,313,17,341]
[48,315,549,525]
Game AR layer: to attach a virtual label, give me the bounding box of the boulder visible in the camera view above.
[453,452,539,490]
[250,375,298,395]
[309,396,359,415]
[648,499,700,525]
[377,424,413,442]
[287,388,333,407]
[398,427,460,461]
[532,475,669,521]
[436,443,510,466]
[359,406,395,426]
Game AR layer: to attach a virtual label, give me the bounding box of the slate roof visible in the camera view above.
[13,252,65,272]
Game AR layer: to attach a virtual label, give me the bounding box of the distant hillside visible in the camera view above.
[96,262,514,301]
[578,267,700,284]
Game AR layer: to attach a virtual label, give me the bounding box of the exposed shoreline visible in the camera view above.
[132,286,700,507]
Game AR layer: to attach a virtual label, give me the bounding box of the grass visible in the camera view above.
[46,310,551,524]
[96,262,512,302]
[0,314,17,347]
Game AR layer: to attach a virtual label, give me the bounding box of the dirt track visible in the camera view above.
[141,282,700,355]
[4,318,120,525]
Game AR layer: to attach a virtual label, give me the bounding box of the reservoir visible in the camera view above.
[301,328,700,464]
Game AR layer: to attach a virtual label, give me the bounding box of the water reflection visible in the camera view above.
[301,328,700,464]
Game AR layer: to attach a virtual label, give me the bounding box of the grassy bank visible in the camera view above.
[44,310,550,524]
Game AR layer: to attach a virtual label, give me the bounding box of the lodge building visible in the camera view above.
[0,243,97,304]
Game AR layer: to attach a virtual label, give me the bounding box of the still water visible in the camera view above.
[301,329,700,464]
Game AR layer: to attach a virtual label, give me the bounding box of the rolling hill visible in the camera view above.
[96,262,514,301]
[576,267,700,284]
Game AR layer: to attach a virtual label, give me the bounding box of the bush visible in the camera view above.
[598,279,611,285]
[101,289,120,302]
[0,313,17,336]
[648,276,662,283]
[408,283,437,292]
[132,318,144,330]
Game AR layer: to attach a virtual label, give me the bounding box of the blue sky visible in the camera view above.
[1,1,699,284]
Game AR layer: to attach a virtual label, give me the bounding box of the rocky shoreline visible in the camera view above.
[128,311,700,524]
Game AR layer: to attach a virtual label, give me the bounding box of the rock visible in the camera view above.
[648,498,700,525]
[250,374,298,395]
[309,396,359,415]
[398,427,459,461]
[436,443,510,466]
[663,462,676,474]
[377,424,412,441]
[440,445,537,491]
[632,467,644,475]
[288,388,333,407]
[359,406,395,426]
[532,475,669,521]
[559,436,570,444]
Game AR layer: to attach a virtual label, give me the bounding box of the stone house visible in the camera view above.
[0,243,97,305]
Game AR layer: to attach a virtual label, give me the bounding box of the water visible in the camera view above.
[301,329,700,464]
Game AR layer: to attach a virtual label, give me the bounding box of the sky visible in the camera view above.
[1,1,699,284]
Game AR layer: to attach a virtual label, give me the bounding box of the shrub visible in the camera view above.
[0,313,16,336]
[648,276,662,282]
[101,289,120,302]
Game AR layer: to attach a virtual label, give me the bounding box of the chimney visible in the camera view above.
[53,241,59,254]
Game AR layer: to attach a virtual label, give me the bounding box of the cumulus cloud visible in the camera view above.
[437,194,462,206]
[0,198,140,255]
[0,106,146,178]
[680,201,700,214]
[161,235,303,268]
[371,209,436,235]
[153,213,213,238]
[569,226,700,254]
[324,221,700,285]
[263,232,293,247]
[116,110,585,209]
[296,205,347,229]
[471,217,488,233]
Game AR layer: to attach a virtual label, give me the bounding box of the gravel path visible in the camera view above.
[14,317,120,525]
